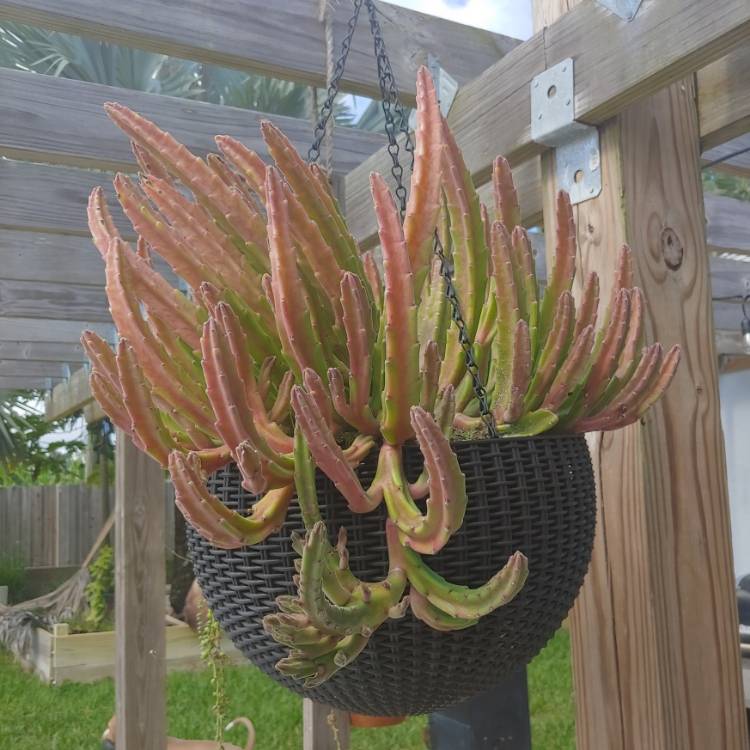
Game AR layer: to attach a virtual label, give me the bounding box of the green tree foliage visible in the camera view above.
[0,391,85,486]
[702,169,750,201]
[0,20,357,124]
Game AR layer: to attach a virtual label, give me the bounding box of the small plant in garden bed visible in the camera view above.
[83,67,680,687]
[63,545,114,634]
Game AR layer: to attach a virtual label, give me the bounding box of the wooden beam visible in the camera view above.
[0,340,86,363]
[706,192,750,255]
[0,229,177,287]
[713,300,747,331]
[0,0,520,104]
[345,0,750,245]
[598,77,746,748]
[83,400,106,424]
[533,0,746,744]
[0,160,128,237]
[0,231,103,284]
[0,68,385,175]
[716,329,750,356]
[45,366,92,420]
[114,430,166,750]
[719,354,750,374]
[0,360,66,379]
[0,316,111,343]
[0,278,109,322]
[698,44,750,151]
[710,255,750,300]
[0,376,57,390]
[702,134,750,178]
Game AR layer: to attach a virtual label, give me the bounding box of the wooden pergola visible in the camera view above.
[0,0,748,747]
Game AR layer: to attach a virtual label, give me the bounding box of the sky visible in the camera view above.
[389,0,533,40]
[348,0,532,117]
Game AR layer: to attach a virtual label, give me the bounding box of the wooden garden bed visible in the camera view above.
[19,622,244,684]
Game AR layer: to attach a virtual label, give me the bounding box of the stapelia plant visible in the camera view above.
[83,67,680,686]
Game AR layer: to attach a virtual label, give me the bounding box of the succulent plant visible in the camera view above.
[83,66,680,686]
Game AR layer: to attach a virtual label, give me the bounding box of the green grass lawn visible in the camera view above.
[0,629,574,749]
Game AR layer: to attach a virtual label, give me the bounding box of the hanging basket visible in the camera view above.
[187,434,596,716]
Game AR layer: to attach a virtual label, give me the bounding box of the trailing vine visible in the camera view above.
[198,608,229,746]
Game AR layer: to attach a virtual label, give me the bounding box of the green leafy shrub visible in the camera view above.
[84,545,114,630]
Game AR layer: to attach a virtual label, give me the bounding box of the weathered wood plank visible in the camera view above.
[710,255,750,299]
[0,230,177,290]
[703,134,750,178]
[0,68,385,174]
[719,354,750,373]
[0,0,520,104]
[302,699,350,750]
[698,44,750,151]
[706,192,750,255]
[713,300,747,331]
[24,621,244,684]
[115,431,166,750]
[0,341,86,362]
[0,360,66,379]
[538,60,748,750]
[0,231,103,285]
[0,317,111,344]
[617,81,746,747]
[345,0,750,245]
[0,278,109,322]
[45,366,92,420]
[716,329,750,356]
[0,160,128,237]
[0,376,58,390]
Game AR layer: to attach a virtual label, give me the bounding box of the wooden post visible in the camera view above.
[115,429,166,750]
[532,2,749,748]
[303,699,350,750]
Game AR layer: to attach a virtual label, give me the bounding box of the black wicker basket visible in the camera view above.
[187,434,596,716]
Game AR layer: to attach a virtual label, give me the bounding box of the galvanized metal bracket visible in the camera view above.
[531,58,601,205]
[427,54,459,117]
[595,0,643,21]
[410,55,458,130]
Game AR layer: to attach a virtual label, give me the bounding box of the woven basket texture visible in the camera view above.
[188,434,596,715]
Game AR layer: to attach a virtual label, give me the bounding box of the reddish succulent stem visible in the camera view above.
[371,172,420,445]
[403,66,444,294]
[492,156,521,231]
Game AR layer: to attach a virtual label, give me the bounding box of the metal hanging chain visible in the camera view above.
[308,0,365,164]
[433,231,498,437]
[307,0,495,437]
[363,0,415,214]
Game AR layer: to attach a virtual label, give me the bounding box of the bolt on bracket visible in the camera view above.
[595,0,643,21]
[531,58,601,205]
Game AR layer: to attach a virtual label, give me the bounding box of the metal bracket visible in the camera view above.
[531,58,601,205]
[595,0,643,21]
[428,54,458,117]
[409,55,458,129]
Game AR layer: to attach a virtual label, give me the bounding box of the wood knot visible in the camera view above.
[661,227,683,270]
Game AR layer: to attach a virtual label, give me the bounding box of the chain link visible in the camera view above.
[308,0,365,164]
[363,0,414,214]
[308,0,496,437]
[433,231,497,437]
